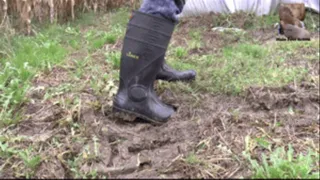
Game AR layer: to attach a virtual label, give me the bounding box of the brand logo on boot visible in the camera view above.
[126,52,139,60]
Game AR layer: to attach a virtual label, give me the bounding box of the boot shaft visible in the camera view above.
[119,11,176,88]
[113,11,177,123]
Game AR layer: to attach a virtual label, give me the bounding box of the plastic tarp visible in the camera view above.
[179,0,320,17]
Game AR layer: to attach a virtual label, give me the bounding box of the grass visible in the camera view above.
[185,152,202,165]
[105,51,121,69]
[188,28,204,49]
[167,40,315,95]
[244,145,320,179]
[175,47,188,58]
[208,12,279,30]
[0,27,68,127]
[0,141,42,178]
[304,10,320,31]
[0,8,130,127]
[86,30,117,52]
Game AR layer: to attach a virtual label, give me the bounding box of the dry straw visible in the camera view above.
[0,0,140,35]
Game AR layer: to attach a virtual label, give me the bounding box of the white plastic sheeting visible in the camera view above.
[179,0,320,17]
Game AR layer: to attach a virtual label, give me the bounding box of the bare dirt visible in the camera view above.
[5,14,319,179]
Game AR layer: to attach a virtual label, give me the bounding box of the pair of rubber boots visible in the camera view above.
[113,11,196,125]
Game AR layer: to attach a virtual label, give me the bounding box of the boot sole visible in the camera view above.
[113,106,168,125]
[157,77,196,82]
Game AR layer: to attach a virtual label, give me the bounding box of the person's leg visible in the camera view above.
[139,0,196,82]
[113,11,176,124]
[113,0,196,124]
[139,0,182,22]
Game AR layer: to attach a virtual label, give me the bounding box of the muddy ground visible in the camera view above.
[2,13,319,178]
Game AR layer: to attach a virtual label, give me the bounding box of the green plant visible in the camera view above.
[175,47,188,58]
[90,32,117,50]
[244,145,320,179]
[0,30,67,127]
[188,29,203,49]
[18,148,42,178]
[110,7,131,30]
[104,32,117,44]
[0,141,18,158]
[185,152,201,165]
[19,151,41,171]
[304,11,320,32]
[105,51,121,69]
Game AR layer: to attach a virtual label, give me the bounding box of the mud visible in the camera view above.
[14,77,319,179]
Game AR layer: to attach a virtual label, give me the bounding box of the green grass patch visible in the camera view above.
[167,41,313,95]
[0,141,42,178]
[0,29,68,127]
[85,30,117,51]
[304,11,320,32]
[0,8,131,127]
[175,46,188,58]
[105,51,121,69]
[244,145,320,179]
[109,7,131,31]
[185,152,202,165]
[188,28,204,49]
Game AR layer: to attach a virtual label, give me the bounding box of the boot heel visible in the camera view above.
[112,107,137,122]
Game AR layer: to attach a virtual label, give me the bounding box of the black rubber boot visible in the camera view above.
[113,11,176,125]
[156,62,196,82]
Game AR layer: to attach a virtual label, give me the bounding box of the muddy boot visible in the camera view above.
[113,11,176,125]
[156,61,196,82]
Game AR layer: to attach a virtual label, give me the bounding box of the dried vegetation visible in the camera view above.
[0,0,140,34]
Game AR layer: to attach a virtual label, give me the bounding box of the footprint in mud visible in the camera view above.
[97,103,203,178]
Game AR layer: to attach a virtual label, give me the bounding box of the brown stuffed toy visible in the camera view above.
[278,3,311,40]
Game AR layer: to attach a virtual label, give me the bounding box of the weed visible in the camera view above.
[71,56,91,79]
[43,83,75,100]
[188,29,203,49]
[0,30,67,127]
[167,42,310,95]
[105,51,121,69]
[185,152,202,165]
[246,14,279,30]
[86,29,118,51]
[19,149,42,171]
[244,145,320,179]
[175,47,188,58]
[0,141,18,158]
[67,137,104,179]
[110,7,131,30]
[255,137,272,151]
[304,11,320,32]
[104,32,117,44]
